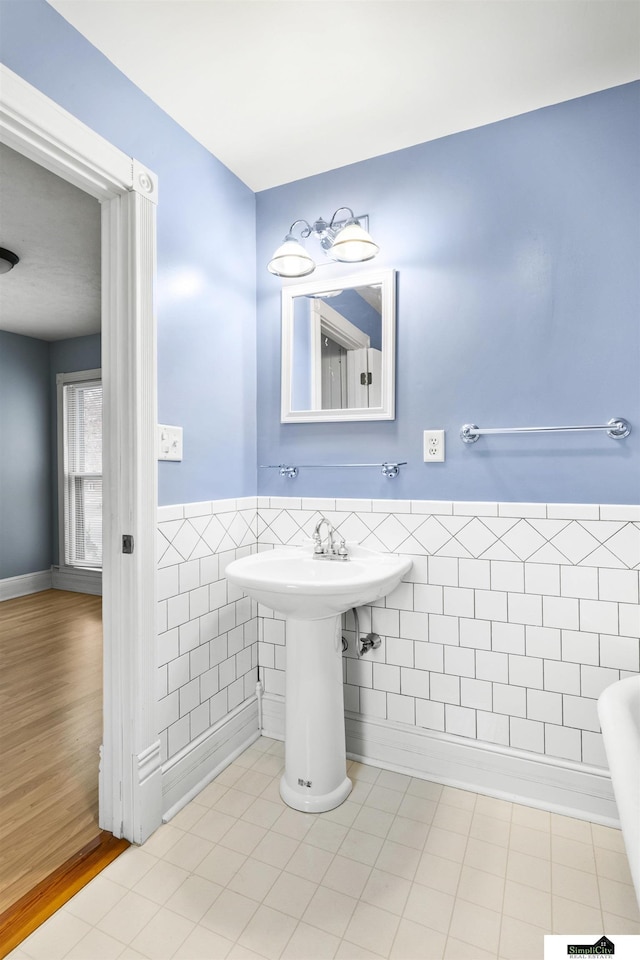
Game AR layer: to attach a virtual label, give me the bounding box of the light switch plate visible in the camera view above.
[158,424,183,461]
[424,429,445,462]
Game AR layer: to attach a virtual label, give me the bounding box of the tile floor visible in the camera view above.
[9,737,640,960]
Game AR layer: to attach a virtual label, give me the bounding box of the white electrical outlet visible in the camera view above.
[424,429,445,462]
[158,424,183,461]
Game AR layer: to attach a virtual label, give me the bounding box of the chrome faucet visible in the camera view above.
[312,516,349,561]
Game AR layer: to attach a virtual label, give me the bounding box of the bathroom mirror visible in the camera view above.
[281,268,396,422]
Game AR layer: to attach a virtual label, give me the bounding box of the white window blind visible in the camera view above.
[63,379,102,568]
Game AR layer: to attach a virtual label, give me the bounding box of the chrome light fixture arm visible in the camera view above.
[317,207,358,250]
[286,209,357,246]
[287,218,314,240]
[328,206,357,229]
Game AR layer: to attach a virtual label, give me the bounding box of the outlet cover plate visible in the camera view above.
[424,429,445,462]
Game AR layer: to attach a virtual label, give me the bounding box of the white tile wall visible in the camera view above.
[256,498,640,769]
[156,501,259,762]
[157,498,639,772]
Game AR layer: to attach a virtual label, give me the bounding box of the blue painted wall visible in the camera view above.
[0,0,257,506]
[0,332,52,579]
[256,83,640,504]
[0,332,103,578]
[3,1,637,506]
[49,334,102,565]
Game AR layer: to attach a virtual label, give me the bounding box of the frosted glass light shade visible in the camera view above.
[267,236,315,277]
[329,222,379,263]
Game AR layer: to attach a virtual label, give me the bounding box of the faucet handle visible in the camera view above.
[337,539,349,557]
[313,533,324,554]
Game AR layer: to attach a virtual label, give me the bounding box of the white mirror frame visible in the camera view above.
[280,268,396,423]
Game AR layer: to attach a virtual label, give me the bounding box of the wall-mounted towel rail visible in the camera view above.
[460,418,630,443]
[260,462,407,479]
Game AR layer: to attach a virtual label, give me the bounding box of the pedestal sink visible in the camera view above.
[225,543,412,812]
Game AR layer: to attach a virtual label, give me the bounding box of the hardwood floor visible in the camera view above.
[0,590,103,915]
[0,831,129,958]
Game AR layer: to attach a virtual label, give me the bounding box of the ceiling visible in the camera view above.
[48,0,640,191]
[2,2,637,339]
[0,143,101,341]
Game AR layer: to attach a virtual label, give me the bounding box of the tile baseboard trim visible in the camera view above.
[261,691,286,744]
[345,712,618,827]
[0,569,52,601]
[51,566,102,596]
[161,696,260,820]
[260,692,618,826]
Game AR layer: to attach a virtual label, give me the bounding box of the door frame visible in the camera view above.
[309,299,370,409]
[0,64,161,843]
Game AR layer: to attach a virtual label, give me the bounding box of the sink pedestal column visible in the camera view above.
[280,615,352,813]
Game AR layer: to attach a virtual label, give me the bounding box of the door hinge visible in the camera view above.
[360,372,372,385]
[122,534,134,554]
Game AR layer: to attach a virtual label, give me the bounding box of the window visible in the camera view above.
[59,371,102,569]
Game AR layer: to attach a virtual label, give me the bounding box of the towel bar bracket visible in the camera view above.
[279,465,299,479]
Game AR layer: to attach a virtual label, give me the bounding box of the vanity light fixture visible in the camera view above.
[267,207,379,278]
[0,247,19,274]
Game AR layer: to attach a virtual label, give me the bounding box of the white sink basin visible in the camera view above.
[226,540,412,813]
[226,544,412,619]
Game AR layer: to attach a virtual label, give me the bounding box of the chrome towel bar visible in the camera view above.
[259,461,407,479]
[460,418,630,443]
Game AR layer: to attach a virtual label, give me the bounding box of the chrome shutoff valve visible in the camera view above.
[359,632,381,656]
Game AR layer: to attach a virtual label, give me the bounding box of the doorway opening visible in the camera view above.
[0,140,107,910]
[0,64,161,892]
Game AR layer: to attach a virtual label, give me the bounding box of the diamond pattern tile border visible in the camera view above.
[157,500,640,570]
[254,508,640,570]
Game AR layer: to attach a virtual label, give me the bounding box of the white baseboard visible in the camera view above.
[162,696,260,820]
[133,740,163,844]
[52,566,102,595]
[261,692,618,827]
[261,690,285,743]
[0,569,52,600]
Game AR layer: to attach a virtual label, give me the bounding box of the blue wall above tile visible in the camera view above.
[1,0,257,506]
[256,82,640,504]
[3,0,638,506]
